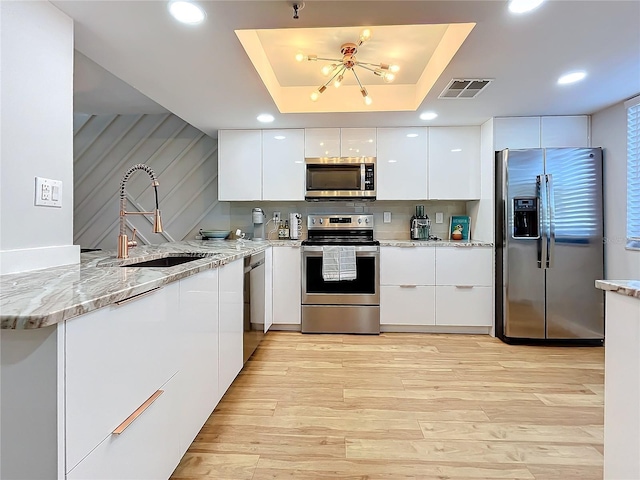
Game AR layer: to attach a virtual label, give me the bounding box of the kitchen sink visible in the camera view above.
[120,255,212,268]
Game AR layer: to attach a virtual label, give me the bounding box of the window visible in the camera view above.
[627,95,640,249]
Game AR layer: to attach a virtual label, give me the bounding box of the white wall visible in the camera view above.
[592,99,640,280]
[0,1,78,274]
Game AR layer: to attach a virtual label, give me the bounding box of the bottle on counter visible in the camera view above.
[284,220,290,239]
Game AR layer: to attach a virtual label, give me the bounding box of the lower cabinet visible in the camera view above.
[67,374,181,480]
[435,286,492,326]
[218,258,244,397]
[272,246,301,326]
[177,268,220,454]
[381,285,436,326]
[65,282,180,475]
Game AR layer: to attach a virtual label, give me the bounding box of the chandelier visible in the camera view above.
[295,29,399,106]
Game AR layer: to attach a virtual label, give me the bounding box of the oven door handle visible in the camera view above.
[302,246,380,254]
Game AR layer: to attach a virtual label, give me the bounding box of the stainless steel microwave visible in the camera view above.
[305,157,376,201]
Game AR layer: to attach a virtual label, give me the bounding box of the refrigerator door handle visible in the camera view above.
[546,174,555,268]
[537,174,547,269]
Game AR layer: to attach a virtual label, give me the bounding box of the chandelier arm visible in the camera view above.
[356,64,380,74]
[320,66,347,89]
[351,68,364,90]
[355,61,389,69]
[312,56,343,62]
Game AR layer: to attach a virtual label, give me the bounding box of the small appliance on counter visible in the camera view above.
[252,207,266,240]
[410,205,431,240]
[289,212,302,239]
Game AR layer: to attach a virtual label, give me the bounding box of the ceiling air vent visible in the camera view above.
[439,79,493,99]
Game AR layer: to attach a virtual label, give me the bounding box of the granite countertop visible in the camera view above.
[595,280,640,298]
[378,239,494,247]
[0,240,270,330]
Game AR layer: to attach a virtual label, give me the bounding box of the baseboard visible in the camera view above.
[0,244,80,275]
[381,325,492,334]
[269,324,302,332]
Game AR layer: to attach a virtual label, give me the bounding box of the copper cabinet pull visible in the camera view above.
[112,390,164,435]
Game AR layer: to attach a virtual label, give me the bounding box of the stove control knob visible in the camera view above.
[319,218,323,224]
[358,218,362,224]
[312,218,316,224]
[365,217,370,224]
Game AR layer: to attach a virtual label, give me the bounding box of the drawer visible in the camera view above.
[381,285,435,326]
[381,247,435,286]
[65,283,179,472]
[435,286,492,326]
[67,374,181,480]
[436,247,492,286]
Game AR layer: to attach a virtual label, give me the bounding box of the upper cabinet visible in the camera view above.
[494,115,591,150]
[376,127,428,200]
[428,126,481,200]
[341,128,377,157]
[305,128,340,157]
[304,128,376,157]
[218,130,262,201]
[218,129,304,201]
[262,129,305,201]
[541,116,590,147]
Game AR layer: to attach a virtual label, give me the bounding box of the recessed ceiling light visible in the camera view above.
[451,148,463,152]
[557,71,587,85]
[168,1,206,25]
[274,135,286,140]
[419,112,438,121]
[388,159,398,163]
[508,0,544,14]
[406,133,419,138]
[256,113,274,123]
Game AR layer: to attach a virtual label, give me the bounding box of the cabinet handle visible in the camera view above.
[399,285,417,288]
[112,390,164,435]
[114,287,161,306]
[455,285,474,289]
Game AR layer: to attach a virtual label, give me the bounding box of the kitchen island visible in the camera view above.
[595,280,640,480]
[1,240,270,480]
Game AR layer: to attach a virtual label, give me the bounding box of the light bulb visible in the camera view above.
[389,65,400,73]
[360,29,372,43]
[168,1,206,25]
[364,95,373,106]
[310,91,319,101]
[334,75,344,88]
[321,64,335,76]
[295,53,305,62]
[383,72,395,83]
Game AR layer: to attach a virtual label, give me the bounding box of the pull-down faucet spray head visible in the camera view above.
[117,164,162,259]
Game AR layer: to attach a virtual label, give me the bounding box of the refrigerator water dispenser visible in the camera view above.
[513,197,539,238]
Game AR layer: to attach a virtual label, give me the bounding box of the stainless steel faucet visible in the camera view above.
[117,164,163,259]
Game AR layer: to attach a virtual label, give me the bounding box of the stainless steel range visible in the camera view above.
[301,214,380,334]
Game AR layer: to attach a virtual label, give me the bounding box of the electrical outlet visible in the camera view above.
[273,211,281,223]
[35,177,62,207]
[435,212,444,224]
[383,211,392,223]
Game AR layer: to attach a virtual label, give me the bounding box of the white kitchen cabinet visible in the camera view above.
[178,268,220,454]
[376,127,428,200]
[272,246,301,326]
[262,129,305,200]
[305,128,340,157]
[218,258,244,396]
[428,126,480,200]
[65,283,179,474]
[494,117,541,150]
[67,374,180,480]
[218,129,262,201]
[541,116,590,147]
[435,247,492,326]
[380,247,436,326]
[264,247,274,332]
[341,127,377,157]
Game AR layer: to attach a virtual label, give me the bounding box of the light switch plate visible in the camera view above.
[435,212,444,224]
[383,211,392,223]
[35,177,62,207]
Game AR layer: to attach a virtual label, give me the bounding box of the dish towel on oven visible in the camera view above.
[339,246,357,281]
[322,246,357,281]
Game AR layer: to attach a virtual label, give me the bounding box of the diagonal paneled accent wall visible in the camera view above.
[73,113,229,250]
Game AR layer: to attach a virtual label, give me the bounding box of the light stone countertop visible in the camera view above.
[379,239,494,247]
[0,240,270,330]
[595,280,640,298]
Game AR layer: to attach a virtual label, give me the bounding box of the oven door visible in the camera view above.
[302,245,379,305]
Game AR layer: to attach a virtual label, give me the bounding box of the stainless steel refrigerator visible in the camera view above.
[495,148,604,344]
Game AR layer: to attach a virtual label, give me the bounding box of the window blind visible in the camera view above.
[627,95,640,249]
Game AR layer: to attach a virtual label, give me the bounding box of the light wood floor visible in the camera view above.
[171,332,604,480]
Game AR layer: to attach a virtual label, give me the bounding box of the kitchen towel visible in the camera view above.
[322,246,341,281]
[339,246,357,281]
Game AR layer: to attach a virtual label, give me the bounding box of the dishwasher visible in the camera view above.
[243,251,265,364]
